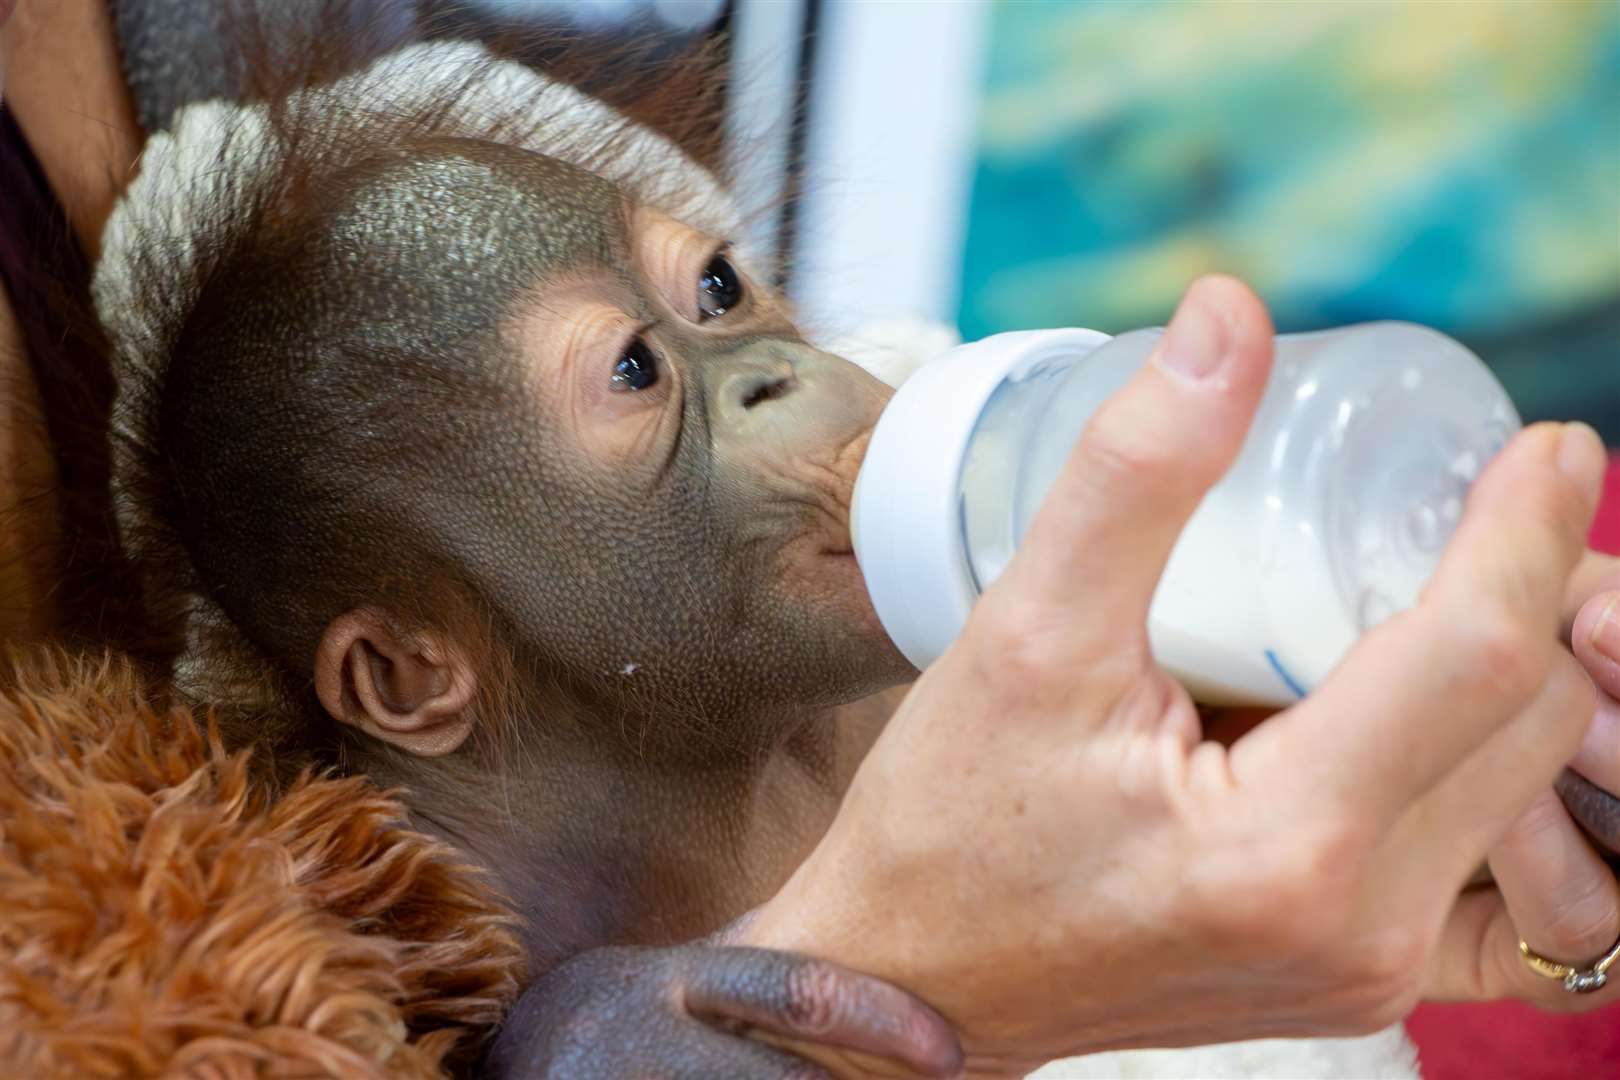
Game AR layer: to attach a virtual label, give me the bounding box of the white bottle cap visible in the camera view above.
[853,328,1112,670]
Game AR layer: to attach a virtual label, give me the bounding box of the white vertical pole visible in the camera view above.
[790,0,991,337]
[724,0,809,270]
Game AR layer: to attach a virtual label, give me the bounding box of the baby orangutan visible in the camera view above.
[93,28,958,1080]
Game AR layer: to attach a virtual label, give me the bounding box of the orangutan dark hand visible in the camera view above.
[484,944,962,1080]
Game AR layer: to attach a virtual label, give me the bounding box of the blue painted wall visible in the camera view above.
[958,0,1620,438]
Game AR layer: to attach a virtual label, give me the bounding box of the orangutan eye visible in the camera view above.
[697,252,742,320]
[611,337,660,392]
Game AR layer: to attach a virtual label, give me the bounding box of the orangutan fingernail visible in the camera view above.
[1592,596,1620,665]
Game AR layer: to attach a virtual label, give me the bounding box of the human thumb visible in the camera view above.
[997,275,1274,651]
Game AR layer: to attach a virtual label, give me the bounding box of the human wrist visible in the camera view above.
[728,865,849,961]
[733,872,1101,1077]
[722,886,972,1079]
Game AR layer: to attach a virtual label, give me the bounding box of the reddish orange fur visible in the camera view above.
[0,651,525,1078]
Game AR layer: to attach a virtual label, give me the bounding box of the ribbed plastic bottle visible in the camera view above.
[851,324,1521,706]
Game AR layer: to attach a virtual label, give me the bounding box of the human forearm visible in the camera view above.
[4,0,141,256]
[0,288,60,640]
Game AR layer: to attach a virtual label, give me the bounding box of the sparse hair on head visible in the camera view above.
[97,4,746,771]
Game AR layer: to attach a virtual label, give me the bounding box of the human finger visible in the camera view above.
[995,275,1271,653]
[1571,590,1620,702]
[1424,423,1606,639]
[1232,423,1606,816]
[1395,652,1597,882]
[1489,788,1620,991]
[1429,887,1609,1009]
[1569,680,1620,796]
[1431,838,1620,1008]
[1562,551,1618,634]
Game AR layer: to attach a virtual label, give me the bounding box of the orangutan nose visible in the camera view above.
[723,361,799,414]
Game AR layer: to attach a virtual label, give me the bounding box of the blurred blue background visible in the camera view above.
[408,1,1620,439]
[955,0,1620,437]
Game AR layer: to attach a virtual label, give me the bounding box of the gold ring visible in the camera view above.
[1519,935,1620,994]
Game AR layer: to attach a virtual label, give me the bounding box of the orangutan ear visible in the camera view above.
[314,609,476,757]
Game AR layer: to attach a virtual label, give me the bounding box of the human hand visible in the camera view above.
[738,275,1608,1076]
[1564,553,1620,859]
[1427,550,1620,1010]
[1202,555,1620,1014]
[483,943,961,1079]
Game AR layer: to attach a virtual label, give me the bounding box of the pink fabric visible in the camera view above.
[1590,452,1620,555]
[1407,1000,1620,1080]
[1405,452,1620,1076]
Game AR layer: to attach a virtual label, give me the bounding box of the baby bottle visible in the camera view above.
[850,323,1521,706]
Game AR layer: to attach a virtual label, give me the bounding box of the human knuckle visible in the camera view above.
[968,600,1073,692]
[1078,418,1179,489]
[1507,791,1572,848]
[1538,914,1618,969]
[1532,882,1617,963]
[1456,610,1548,705]
[969,598,1039,657]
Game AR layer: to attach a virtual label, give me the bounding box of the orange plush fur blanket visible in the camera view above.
[0,652,525,1078]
